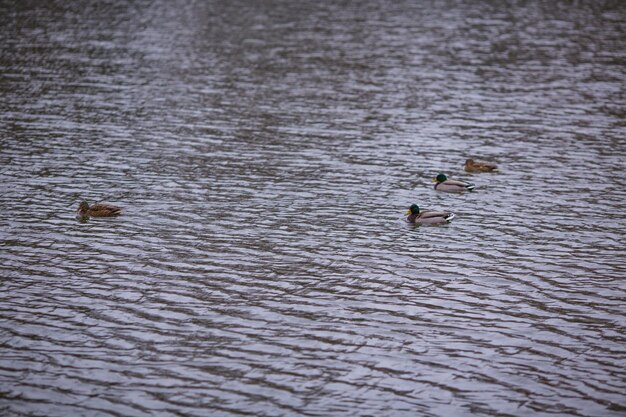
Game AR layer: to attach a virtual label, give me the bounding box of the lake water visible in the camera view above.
[1,1,625,416]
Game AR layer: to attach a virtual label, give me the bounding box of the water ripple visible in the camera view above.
[1,0,625,416]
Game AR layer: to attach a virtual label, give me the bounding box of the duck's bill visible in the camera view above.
[406,209,412,215]
[431,178,437,182]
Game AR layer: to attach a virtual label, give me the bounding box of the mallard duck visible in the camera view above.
[77,201,122,219]
[464,158,498,173]
[432,173,475,192]
[406,204,455,225]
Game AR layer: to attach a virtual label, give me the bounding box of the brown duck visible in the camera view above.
[77,201,122,219]
[464,159,498,173]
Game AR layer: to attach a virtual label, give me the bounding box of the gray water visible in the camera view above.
[1,1,625,416]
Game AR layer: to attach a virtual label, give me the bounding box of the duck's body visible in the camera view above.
[406,204,455,225]
[433,173,475,193]
[464,159,498,173]
[77,201,122,219]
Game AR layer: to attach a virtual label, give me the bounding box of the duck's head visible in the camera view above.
[76,202,90,220]
[432,173,448,183]
[406,204,420,215]
[465,159,474,165]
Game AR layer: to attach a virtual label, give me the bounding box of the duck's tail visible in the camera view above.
[445,213,455,223]
[466,183,476,191]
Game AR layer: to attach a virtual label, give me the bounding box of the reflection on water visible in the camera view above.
[1,1,625,416]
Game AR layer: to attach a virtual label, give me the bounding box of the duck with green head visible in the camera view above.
[77,201,122,220]
[406,204,455,225]
[432,173,475,193]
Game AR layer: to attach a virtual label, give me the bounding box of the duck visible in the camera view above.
[406,204,455,225]
[77,201,122,219]
[464,158,498,173]
[432,173,475,193]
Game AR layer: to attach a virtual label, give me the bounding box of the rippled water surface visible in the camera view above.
[1,1,625,416]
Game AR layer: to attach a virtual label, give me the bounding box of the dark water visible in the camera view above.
[1,1,625,416]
